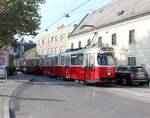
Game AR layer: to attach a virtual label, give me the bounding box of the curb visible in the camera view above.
[4,97,10,118]
[0,80,6,83]
[3,80,29,118]
[3,82,19,118]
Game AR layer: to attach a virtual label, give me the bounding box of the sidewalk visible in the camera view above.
[0,74,29,118]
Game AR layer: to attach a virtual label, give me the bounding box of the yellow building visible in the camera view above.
[24,47,38,59]
[14,47,37,67]
[36,25,74,56]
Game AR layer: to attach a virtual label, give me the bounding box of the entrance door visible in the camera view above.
[85,54,95,81]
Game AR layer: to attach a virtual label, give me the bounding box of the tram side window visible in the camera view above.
[65,56,70,66]
[33,60,36,66]
[97,54,115,66]
[71,54,84,65]
[77,54,84,65]
[36,60,39,66]
[43,58,50,66]
[26,61,29,66]
[71,55,76,65]
[54,56,58,65]
[61,56,65,65]
[39,59,43,66]
[51,58,54,66]
[29,60,34,66]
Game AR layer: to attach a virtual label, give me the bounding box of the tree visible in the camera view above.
[0,0,45,49]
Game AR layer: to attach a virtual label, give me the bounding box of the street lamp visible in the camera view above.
[20,38,24,58]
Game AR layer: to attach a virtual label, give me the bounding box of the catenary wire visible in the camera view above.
[39,0,91,33]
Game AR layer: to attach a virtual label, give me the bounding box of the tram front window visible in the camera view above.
[97,54,115,66]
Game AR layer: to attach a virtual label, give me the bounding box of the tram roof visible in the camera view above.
[60,46,114,55]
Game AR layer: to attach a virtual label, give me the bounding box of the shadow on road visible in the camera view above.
[0,94,65,102]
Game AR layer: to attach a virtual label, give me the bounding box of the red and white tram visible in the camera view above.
[20,46,116,84]
[45,46,116,83]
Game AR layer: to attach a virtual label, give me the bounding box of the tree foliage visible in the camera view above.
[0,0,45,48]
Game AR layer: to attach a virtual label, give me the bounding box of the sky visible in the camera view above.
[37,0,117,35]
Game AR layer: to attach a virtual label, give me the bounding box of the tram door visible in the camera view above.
[85,53,95,81]
[65,56,70,78]
[51,58,54,76]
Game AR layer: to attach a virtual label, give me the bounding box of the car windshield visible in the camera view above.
[97,54,115,66]
[131,67,146,73]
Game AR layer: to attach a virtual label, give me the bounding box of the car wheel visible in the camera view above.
[122,78,127,86]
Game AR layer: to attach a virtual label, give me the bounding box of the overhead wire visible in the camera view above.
[69,9,93,25]
[39,0,91,33]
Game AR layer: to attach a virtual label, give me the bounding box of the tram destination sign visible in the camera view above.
[101,47,113,51]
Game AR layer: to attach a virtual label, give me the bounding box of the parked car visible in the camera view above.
[116,66,149,85]
[0,66,6,79]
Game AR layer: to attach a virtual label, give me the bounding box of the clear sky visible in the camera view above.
[38,0,117,35]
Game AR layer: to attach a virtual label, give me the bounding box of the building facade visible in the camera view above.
[36,25,74,56]
[69,0,150,75]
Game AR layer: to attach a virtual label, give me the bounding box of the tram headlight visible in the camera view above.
[107,72,111,76]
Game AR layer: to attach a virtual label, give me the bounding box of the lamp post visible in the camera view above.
[20,38,24,58]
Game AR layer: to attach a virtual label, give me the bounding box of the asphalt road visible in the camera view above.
[10,75,150,118]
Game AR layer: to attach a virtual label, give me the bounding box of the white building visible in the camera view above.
[36,25,74,56]
[68,0,150,75]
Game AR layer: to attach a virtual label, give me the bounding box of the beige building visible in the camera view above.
[14,47,38,67]
[36,25,74,56]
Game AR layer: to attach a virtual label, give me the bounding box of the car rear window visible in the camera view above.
[131,67,146,73]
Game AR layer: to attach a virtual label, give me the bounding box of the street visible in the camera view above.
[9,74,150,118]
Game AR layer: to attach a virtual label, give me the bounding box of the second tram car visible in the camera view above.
[20,57,43,74]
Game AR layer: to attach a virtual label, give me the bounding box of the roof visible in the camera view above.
[70,0,150,37]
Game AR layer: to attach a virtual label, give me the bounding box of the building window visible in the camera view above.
[71,43,74,49]
[48,37,51,43]
[42,40,44,45]
[60,34,65,40]
[129,30,135,44]
[87,39,91,46]
[55,48,57,53]
[78,41,81,48]
[128,57,136,66]
[51,37,54,43]
[98,36,102,46]
[112,33,116,45]
[55,35,58,42]
[51,48,53,54]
